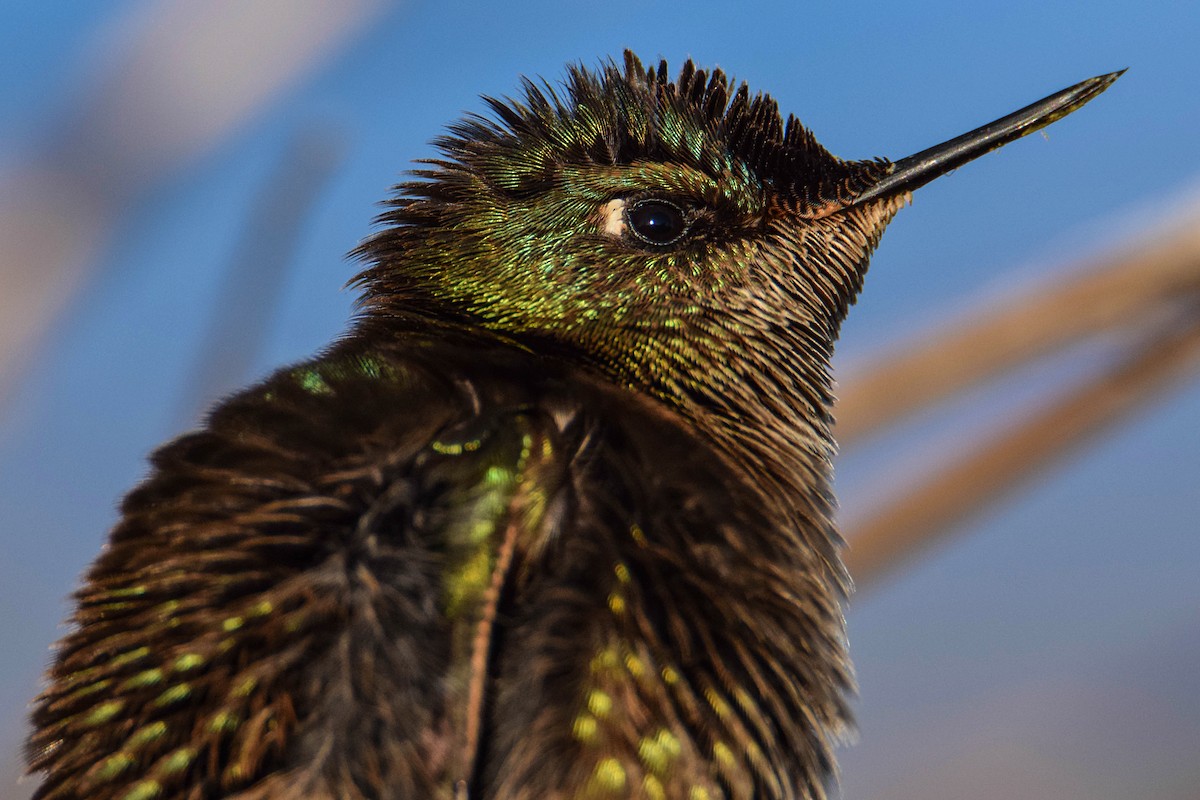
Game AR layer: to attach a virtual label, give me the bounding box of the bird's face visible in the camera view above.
[356,53,1118,445]
[357,54,904,433]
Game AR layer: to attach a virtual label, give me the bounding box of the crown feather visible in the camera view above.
[419,51,890,212]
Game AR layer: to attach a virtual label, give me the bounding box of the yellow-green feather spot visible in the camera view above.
[642,775,667,800]
[223,763,245,783]
[222,616,244,632]
[296,369,332,395]
[157,746,197,776]
[572,713,599,744]
[119,668,164,691]
[444,548,493,619]
[120,780,162,800]
[172,653,205,673]
[590,645,621,674]
[463,463,514,542]
[589,758,627,793]
[484,463,511,487]
[705,687,732,720]
[630,524,648,547]
[97,600,133,614]
[745,740,770,776]
[607,592,626,616]
[356,356,384,378]
[155,599,180,616]
[66,678,111,701]
[587,689,613,718]
[468,518,497,545]
[110,647,151,668]
[638,728,682,776]
[733,686,758,715]
[249,599,274,617]
[154,683,192,707]
[689,787,712,800]
[207,710,240,734]
[232,676,258,697]
[713,741,736,770]
[109,585,148,598]
[431,438,482,456]
[523,486,548,523]
[441,449,523,617]
[127,721,168,749]
[84,700,125,726]
[623,652,646,680]
[62,664,99,687]
[94,752,136,781]
[614,563,631,584]
[661,666,680,686]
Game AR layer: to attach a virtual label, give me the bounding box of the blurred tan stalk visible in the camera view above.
[840,206,1200,592]
[0,0,390,406]
[836,206,1200,446]
[180,128,344,424]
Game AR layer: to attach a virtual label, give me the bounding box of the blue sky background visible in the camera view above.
[2,1,1198,797]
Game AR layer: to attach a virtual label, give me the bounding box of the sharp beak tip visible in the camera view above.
[848,67,1126,208]
[1077,68,1127,101]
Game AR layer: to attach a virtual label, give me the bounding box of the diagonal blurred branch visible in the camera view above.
[0,0,391,408]
[843,297,1200,594]
[180,126,345,425]
[835,205,1200,446]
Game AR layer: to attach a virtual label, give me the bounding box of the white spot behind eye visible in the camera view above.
[601,198,626,238]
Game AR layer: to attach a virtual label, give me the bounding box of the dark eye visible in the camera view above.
[626,199,688,246]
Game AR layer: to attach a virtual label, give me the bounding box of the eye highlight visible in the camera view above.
[625,199,688,246]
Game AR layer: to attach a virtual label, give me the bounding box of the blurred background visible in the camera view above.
[1,1,1197,798]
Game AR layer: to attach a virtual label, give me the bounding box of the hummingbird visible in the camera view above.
[27,52,1119,800]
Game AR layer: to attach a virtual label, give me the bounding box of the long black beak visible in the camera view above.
[850,70,1125,207]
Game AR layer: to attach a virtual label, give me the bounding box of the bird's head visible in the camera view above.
[356,52,1118,463]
